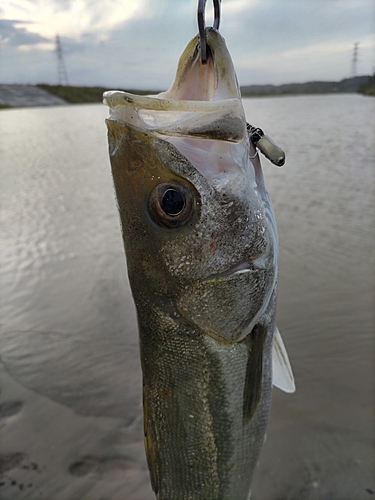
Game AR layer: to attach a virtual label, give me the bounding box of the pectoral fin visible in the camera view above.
[272,327,295,393]
[243,324,268,422]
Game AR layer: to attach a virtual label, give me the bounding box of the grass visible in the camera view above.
[358,75,375,96]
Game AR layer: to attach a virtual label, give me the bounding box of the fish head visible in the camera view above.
[105,29,277,344]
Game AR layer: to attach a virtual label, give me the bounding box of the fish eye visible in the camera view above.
[149,181,195,228]
[161,189,185,216]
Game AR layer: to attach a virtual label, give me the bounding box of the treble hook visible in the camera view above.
[197,0,221,64]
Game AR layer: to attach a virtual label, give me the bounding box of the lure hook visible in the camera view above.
[197,0,221,64]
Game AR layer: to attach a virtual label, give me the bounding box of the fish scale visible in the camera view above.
[139,305,273,499]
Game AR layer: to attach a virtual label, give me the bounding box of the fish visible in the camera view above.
[104,27,294,500]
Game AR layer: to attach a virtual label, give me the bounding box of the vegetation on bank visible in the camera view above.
[37,84,160,103]
[241,75,372,97]
[358,75,375,96]
[38,75,373,104]
[1,76,372,110]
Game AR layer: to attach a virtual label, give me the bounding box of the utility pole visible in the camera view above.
[351,42,359,78]
[56,35,69,86]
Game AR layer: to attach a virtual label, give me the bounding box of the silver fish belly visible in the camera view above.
[104,27,293,500]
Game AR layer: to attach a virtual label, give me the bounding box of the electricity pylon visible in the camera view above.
[351,42,359,77]
[56,35,69,86]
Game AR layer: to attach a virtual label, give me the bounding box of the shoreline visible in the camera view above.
[1,76,373,109]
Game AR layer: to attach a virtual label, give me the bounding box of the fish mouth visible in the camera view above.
[158,28,240,102]
[104,29,248,180]
[103,29,247,144]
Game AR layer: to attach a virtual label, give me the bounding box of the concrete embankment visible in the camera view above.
[0,85,67,107]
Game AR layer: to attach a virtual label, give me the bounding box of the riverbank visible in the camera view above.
[0,84,159,109]
[1,75,373,108]
[0,85,67,108]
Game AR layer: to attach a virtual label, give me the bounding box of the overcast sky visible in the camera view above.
[0,0,374,90]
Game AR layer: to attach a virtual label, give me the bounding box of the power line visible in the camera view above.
[56,35,69,86]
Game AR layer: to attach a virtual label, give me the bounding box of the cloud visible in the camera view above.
[1,0,147,41]
[0,19,50,46]
[0,0,374,87]
[220,0,375,83]
[223,0,374,53]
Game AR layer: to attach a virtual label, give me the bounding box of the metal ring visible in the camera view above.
[197,0,221,64]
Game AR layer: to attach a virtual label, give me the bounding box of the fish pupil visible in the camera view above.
[161,189,185,216]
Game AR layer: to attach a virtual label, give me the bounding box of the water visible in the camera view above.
[0,95,374,499]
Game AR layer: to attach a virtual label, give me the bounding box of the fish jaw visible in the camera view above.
[103,29,246,145]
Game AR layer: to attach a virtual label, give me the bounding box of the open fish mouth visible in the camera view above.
[103,29,247,147]
[104,29,253,183]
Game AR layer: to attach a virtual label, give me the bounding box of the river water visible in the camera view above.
[0,95,374,500]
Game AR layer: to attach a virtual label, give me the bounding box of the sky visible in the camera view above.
[0,0,374,90]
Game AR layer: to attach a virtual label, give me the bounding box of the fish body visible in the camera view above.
[104,28,293,500]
